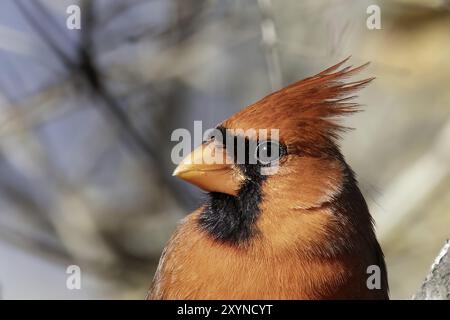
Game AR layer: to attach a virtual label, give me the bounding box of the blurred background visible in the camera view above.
[0,0,449,299]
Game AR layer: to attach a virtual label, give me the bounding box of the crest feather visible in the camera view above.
[223,59,373,155]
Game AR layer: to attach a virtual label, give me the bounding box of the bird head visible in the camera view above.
[173,58,376,251]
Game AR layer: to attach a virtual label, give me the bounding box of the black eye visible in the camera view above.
[255,140,283,165]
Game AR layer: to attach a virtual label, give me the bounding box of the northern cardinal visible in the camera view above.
[148,59,389,299]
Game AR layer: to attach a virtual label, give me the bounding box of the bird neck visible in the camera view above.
[257,162,379,259]
[198,158,378,260]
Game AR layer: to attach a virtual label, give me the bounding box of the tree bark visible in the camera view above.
[413,239,450,300]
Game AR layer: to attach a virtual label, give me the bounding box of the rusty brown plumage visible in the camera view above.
[223,57,374,156]
[148,58,388,300]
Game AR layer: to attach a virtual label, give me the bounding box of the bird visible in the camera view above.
[148,58,389,300]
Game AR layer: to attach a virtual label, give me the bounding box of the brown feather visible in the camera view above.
[148,59,388,300]
[222,59,374,156]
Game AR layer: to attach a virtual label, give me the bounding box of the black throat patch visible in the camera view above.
[198,173,265,244]
[197,126,283,244]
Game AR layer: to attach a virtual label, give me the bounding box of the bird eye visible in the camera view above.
[255,140,282,165]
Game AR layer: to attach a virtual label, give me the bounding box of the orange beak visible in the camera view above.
[172,141,243,196]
